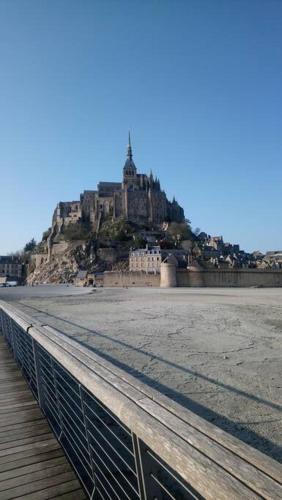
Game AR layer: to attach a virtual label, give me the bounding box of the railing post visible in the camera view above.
[32,338,45,410]
[79,385,97,499]
[52,358,64,441]
[0,310,3,336]
[132,433,147,500]
[132,435,164,500]
[9,316,17,360]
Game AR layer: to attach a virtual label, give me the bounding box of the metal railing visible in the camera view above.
[0,301,281,500]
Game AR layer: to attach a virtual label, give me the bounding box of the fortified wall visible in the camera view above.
[176,268,282,287]
[103,271,160,287]
[103,268,282,288]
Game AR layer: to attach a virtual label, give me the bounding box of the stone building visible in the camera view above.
[53,202,82,234]
[129,245,188,274]
[129,246,162,274]
[264,251,282,269]
[52,134,184,235]
[0,256,24,281]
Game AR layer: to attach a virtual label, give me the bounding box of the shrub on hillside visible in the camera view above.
[99,218,133,241]
[63,223,90,241]
[166,221,193,243]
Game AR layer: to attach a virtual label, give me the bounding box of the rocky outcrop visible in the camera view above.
[27,242,80,284]
[27,238,130,285]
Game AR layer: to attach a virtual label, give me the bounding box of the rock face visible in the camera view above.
[27,238,131,285]
[28,241,85,284]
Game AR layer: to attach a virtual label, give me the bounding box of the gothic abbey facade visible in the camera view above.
[52,135,184,233]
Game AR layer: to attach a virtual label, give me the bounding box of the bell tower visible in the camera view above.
[123,132,137,181]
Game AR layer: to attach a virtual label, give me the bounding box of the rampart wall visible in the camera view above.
[103,268,282,288]
[103,271,160,287]
[176,269,282,287]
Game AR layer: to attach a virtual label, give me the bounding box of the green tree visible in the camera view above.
[24,238,37,253]
[42,228,52,241]
[99,218,133,241]
[132,234,146,248]
[167,222,192,243]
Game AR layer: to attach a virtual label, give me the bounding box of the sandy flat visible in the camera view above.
[1,285,282,462]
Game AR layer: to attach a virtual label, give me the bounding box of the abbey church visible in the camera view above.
[52,135,184,233]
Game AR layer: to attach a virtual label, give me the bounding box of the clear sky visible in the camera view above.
[0,0,281,254]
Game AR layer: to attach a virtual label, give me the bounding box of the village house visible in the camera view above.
[0,256,24,282]
[129,246,162,274]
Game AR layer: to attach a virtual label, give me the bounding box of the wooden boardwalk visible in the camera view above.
[0,336,86,500]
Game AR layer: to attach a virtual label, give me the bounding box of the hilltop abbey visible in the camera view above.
[52,135,184,234]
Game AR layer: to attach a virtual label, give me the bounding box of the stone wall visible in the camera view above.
[103,268,282,288]
[51,242,69,255]
[126,190,149,222]
[31,253,48,269]
[176,269,282,287]
[103,271,160,287]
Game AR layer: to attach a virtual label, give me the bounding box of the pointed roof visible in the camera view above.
[127,131,132,159]
[123,131,137,172]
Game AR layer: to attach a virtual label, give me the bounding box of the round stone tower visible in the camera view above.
[160,255,178,288]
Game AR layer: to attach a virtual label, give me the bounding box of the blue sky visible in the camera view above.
[0,0,281,254]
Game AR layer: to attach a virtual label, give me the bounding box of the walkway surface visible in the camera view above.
[4,285,280,462]
[0,336,86,500]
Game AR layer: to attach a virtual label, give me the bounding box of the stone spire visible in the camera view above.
[123,131,137,178]
[127,131,132,160]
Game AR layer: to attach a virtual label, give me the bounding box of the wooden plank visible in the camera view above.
[0,463,72,492]
[0,449,64,473]
[0,366,21,371]
[0,471,78,500]
[139,397,282,500]
[0,456,66,482]
[0,329,82,499]
[13,479,83,500]
[0,432,54,452]
[0,391,33,403]
[0,373,21,379]
[0,397,34,408]
[0,375,23,383]
[0,384,29,401]
[0,366,21,373]
[0,437,59,458]
[0,408,43,428]
[0,417,46,435]
[0,330,88,500]
[0,380,28,391]
[0,400,37,414]
[0,406,42,419]
[0,351,14,357]
[0,423,51,445]
[0,439,60,466]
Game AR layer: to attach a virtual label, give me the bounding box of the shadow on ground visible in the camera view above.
[21,302,282,463]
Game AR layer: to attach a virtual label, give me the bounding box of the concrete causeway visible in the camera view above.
[1,285,281,463]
